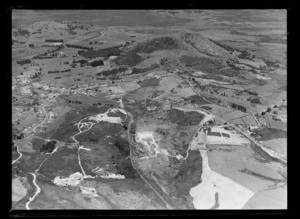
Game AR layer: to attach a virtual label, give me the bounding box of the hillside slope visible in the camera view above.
[180,32,235,58]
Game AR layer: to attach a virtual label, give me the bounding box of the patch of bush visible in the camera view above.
[79,46,122,59]
[15,29,30,36]
[264,59,280,68]
[13,133,24,140]
[159,57,168,65]
[89,59,104,67]
[185,95,210,105]
[96,67,127,77]
[92,102,102,106]
[48,69,71,74]
[114,138,130,156]
[112,153,139,179]
[133,36,181,53]
[250,97,261,104]
[45,39,64,43]
[226,62,241,72]
[167,108,204,126]
[16,59,31,66]
[66,44,92,50]
[129,123,136,134]
[253,79,268,86]
[244,90,258,96]
[51,45,64,52]
[130,64,159,75]
[200,106,212,111]
[180,55,221,74]
[73,59,88,67]
[40,141,56,153]
[238,50,252,59]
[113,50,143,66]
[34,56,52,60]
[66,100,82,104]
[231,103,247,112]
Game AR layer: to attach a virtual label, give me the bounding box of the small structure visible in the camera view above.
[205,126,250,145]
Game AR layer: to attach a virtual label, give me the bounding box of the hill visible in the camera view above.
[133,36,182,54]
[180,32,234,58]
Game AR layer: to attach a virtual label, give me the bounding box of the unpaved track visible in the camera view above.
[126,112,173,209]
[25,173,41,209]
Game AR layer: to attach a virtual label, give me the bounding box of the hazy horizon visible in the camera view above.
[12,10,192,27]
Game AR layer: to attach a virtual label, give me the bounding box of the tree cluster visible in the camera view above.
[89,59,104,67]
[129,123,136,134]
[237,50,252,59]
[167,109,205,126]
[40,141,56,153]
[66,44,92,50]
[113,50,142,67]
[66,100,82,104]
[96,67,127,77]
[45,39,64,43]
[48,69,71,74]
[79,46,122,59]
[130,64,159,75]
[16,59,31,66]
[231,103,247,112]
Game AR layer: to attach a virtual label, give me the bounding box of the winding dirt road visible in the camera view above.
[25,173,41,210]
